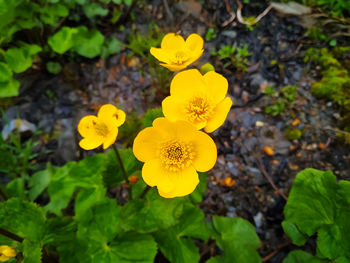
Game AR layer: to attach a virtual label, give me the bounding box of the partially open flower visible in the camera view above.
[133,118,217,198]
[77,104,125,150]
[150,33,204,71]
[0,246,16,262]
[162,69,232,133]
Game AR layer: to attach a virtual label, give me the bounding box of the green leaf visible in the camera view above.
[0,198,46,242]
[281,221,308,246]
[211,216,261,263]
[29,168,52,201]
[102,148,142,187]
[74,187,106,220]
[283,169,337,236]
[124,0,132,6]
[5,44,41,73]
[46,61,62,74]
[40,4,69,25]
[42,217,77,246]
[0,78,20,97]
[23,240,42,263]
[0,62,12,82]
[121,189,184,233]
[100,37,123,59]
[189,172,207,203]
[73,26,104,58]
[48,26,78,54]
[142,108,163,128]
[155,229,200,263]
[6,177,25,198]
[83,3,108,18]
[282,250,323,263]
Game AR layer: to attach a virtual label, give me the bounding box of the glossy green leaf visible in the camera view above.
[281,221,308,246]
[23,240,42,263]
[121,189,184,233]
[48,26,78,54]
[100,37,123,59]
[5,44,41,73]
[73,26,104,58]
[29,168,52,201]
[83,3,108,18]
[0,78,20,97]
[6,177,25,198]
[282,250,323,263]
[0,62,12,82]
[142,108,163,128]
[42,217,77,246]
[189,172,207,203]
[46,61,62,74]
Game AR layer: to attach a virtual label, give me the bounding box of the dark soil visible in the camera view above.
[2,0,350,262]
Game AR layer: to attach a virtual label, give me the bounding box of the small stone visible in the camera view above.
[256,121,264,127]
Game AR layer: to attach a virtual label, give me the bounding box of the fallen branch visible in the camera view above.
[236,0,273,26]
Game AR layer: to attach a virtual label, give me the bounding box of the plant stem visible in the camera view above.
[112,144,132,200]
[139,185,151,199]
[0,228,23,243]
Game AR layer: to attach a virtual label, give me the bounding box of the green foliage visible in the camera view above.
[304,47,350,112]
[264,86,297,116]
[118,112,143,146]
[283,168,350,262]
[207,216,261,263]
[46,61,62,74]
[142,107,164,128]
[283,250,323,263]
[205,28,217,41]
[301,0,350,17]
[212,44,251,72]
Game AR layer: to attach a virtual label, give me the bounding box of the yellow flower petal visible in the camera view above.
[150,47,171,64]
[79,136,104,150]
[191,131,217,172]
[115,109,126,127]
[0,255,10,262]
[159,63,187,72]
[187,49,204,65]
[160,166,199,198]
[77,115,98,138]
[152,118,197,140]
[162,96,185,122]
[203,71,229,104]
[185,33,204,51]
[170,69,206,100]
[102,127,118,149]
[0,246,16,258]
[204,97,233,133]
[133,126,165,162]
[161,33,185,50]
[98,104,126,127]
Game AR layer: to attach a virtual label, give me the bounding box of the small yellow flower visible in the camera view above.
[77,104,125,150]
[133,118,217,198]
[162,69,232,133]
[0,246,16,262]
[150,33,204,71]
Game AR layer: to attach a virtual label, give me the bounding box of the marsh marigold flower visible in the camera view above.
[77,104,125,150]
[162,69,232,133]
[150,33,204,71]
[0,246,16,262]
[133,118,217,198]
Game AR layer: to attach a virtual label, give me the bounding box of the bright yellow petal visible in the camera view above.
[0,246,15,258]
[170,69,206,100]
[161,33,185,50]
[190,131,217,172]
[98,104,118,118]
[186,49,204,66]
[152,118,197,141]
[185,33,204,51]
[0,255,10,262]
[77,115,98,138]
[162,96,186,122]
[159,63,187,72]
[204,97,232,133]
[133,126,165,162]
[115,109,126,127]
[79,136,104,150]
[203,71,229,104]
[142,159,175,195]
[161,166,199,198]
[102,127,118,149]
[150,47,171,63]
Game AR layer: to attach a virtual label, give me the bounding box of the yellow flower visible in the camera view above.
[162,69,232,133]
[0,246,16,262]
[150,33,204,71]
[77,104,125,150]
[133,118,217,198]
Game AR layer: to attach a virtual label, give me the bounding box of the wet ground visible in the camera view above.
[2,0,350,262]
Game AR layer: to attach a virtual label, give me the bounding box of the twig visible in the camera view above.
[262,240,291,262]
[236,0,272,25]
[221,0,236,27]
[112,144,132,200]
[256,158,288,201]
[0,228,24,243]
[138,185,151,199]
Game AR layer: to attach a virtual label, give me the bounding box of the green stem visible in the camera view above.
[138,185,151,199]
[0,228,23,243]
[112,144,132,200]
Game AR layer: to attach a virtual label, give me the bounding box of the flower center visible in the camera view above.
[171,51,189,65]
[159,140,194,172]
[93,121,109,137]
[185,97,213,122]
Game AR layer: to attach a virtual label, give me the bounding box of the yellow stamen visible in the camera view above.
[171,51,189,65]
[185,97,213,122]
[93,121,109,137]
[159,140,194,172]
